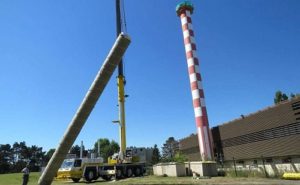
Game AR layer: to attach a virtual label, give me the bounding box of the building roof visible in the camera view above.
[216,97,300,128]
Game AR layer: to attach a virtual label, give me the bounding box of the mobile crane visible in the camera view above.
[56,147,146,182]
[56,0,146,182]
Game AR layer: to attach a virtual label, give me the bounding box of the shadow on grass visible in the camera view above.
[57,180,107,184]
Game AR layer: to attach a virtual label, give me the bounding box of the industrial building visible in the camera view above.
[179,97,300,176]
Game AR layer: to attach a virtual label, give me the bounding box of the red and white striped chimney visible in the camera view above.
[176,1,213,161]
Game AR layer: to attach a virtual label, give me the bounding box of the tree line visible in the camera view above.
[274,90,299,104]
[0,137,184,174]
[151,137,187,164]
[0,139,121,174]
[0,142,49,174]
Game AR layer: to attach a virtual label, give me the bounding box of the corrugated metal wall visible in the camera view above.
[179,97,300,162]
[179,134,201,161]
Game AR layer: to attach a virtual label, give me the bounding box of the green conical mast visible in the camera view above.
[176,1,194,16]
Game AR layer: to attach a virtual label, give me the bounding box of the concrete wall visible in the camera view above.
[189,161,217,177]
[153,162,217,177]
[222,156,300,177]
[179,134,201,161]
[153,163,186,177]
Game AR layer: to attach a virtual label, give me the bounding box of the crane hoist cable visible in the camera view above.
[121,0,127,79]
[121,0,127,34]
[116,0,128,80]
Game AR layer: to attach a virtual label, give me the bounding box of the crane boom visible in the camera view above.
[116,0,126,159]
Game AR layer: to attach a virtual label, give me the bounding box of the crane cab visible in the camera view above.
[57,158,103,182]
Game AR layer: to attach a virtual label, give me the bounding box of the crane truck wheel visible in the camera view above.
[116,169,122,179]
[101,175,112,181]
[134,167,142,177]
[71,178,80,183]
[84,169,96,182]
[126,168,133,177]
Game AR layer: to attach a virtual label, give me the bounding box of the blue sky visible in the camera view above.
[1,0,299,152]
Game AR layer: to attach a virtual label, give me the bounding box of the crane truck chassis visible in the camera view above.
[57,158,145,182]
[57,148,146,182]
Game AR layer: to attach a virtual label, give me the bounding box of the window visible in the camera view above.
[74,159,82,167]
[253,160,258,165]
[292,101,300,110]
[237,160,244,164]
[294,107,300,111]
[265,158,273,163]
[282,157,292,163]
[60,160,74,168]
[126,150,132,157]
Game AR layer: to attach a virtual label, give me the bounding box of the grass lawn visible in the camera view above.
[0,172,39,185]
[0,172,299,185]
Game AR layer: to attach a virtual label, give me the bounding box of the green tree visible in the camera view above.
[109,140,120,156]
[28,145,45,172]
[12,141,30,162]
[69,144,88,158]
[0,144,12,173]
[12,142,30,173]
[1,142,47,173]
[290,93,300,99]
[173,152,188,163]
[94,138,119,162]
[161,137,179,162]
[282,93,288,101]
[151,144,161,164]
[274,91,288,104]
[291,93,295,98]
[70,145,81,157]
[44,148,55,163]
